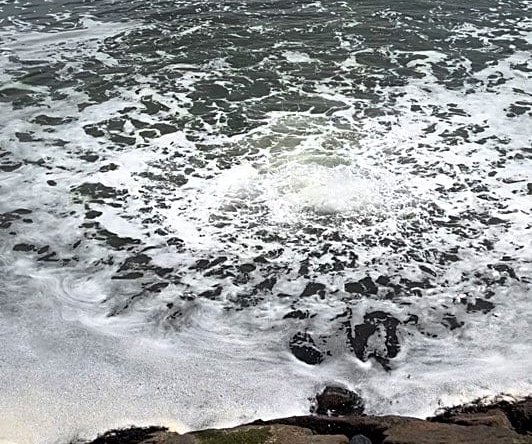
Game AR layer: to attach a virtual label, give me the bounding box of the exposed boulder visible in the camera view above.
[344,277,377,295]
[312,386,364,416]
[301,282,326,297]
[345,311,400,370]
[289,332,324,365]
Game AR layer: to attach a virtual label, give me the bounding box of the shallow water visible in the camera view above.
[0,0,531,443]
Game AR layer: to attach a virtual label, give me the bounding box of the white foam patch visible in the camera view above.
[201,159,404,225]
[283,51,314,63]
[263,163,398,219]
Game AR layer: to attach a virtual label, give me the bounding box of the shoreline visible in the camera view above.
[78,393,531,444]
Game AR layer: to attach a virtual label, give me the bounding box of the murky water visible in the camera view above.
[0,0,531,443]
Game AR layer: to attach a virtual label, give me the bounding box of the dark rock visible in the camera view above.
[33,114,74,126]
[399,277,433,290]
[72,182,127,204]
[345,277,377,295]
[86,210,103,219]
[301,282,326,297]
[345,311,400,370]
[167,237,184,247]
[37,251,58,262]
[507,397,532,434]
[144,282,170,293]
[13,243,36,252]
[240,263,256,273]
[349,435,371,444]
[289,332,324,365]
[193,257,227,270]
[209,256,227,267]
[0,162,22,172]
[83,125,105,138]
[485,216,506,225]
[0,209,31,229]
[119,254,151,270]
[95,229,140,249]
[283,310,310,320]
[139,129,158,138]
[299,260,310,276]
[100,163,119,172]
[15,132,41,142]
[13,208,32,215]
[191,259,210,270]
[153,122,178,135]
[47,180,57,186]
[404,314,418,325]
[313,386,364,416]
[199,286,223,299]
[253,255,268,264]
[111,272,143,280]
[376,275,390,286]
[419,265,437,277]
[153,266,173,277]
[257,277,276,291]
[87,426,167,444]
[442,315,463,330]
[110,134,136,145]
[490,263,517,279]
[80,154,99,162]
[466,298,495,314]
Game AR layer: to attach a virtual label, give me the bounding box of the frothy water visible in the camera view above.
[0,0,531,443]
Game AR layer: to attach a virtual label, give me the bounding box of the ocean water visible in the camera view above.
[0,0,531,442]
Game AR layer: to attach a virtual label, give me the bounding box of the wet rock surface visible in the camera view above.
[289,333,324,365]
[431,395,532,435]
[344,311,400,371]
[80,396,532,444]
[349,436,371,444]
[312,386,365,416]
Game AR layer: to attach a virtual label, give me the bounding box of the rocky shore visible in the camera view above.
[79,388,531,444]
